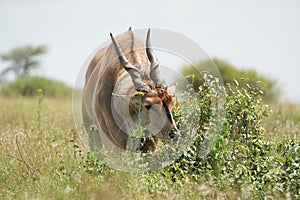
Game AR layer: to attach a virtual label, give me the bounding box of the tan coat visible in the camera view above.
[82,29,178,152]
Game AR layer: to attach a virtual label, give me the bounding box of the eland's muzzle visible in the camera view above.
[169,131,176,139]
[169,129,179,142]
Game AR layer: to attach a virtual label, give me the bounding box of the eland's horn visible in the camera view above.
[110,32,151,92]
[146,29,167,89]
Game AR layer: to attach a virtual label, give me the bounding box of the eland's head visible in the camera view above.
[110,29,179,150]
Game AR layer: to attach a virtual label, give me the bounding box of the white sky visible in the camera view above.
[0,0,299,102]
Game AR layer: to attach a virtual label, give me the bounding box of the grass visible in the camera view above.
[0,96,165,199]
[0,97,81,199]
[263,103,300,141]
[0,94,299,199]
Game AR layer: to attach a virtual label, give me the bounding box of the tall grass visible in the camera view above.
[263,103,300,141]
[0,96,80,199]
[0,80,299,199]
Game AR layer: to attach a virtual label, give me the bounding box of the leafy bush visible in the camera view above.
[0,76,73,97]
[180,58,280,101]
[167,74,299,198]
[80,73,299,198]
[81,73,298,198]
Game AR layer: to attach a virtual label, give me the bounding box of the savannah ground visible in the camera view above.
[0,94,299,199]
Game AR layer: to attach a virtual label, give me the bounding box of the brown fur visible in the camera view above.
[82,29,176,152]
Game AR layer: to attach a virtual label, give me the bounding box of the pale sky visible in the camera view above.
[0,0,299,102]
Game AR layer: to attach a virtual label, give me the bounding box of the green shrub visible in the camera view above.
[0,76,73,97]
[81,73,299,198]
[168,74,299,198]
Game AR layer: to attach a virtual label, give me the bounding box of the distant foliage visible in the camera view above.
[0,45,47,78]
[0,76,72,97]
[180,58,280,101]
[0,75,5,87]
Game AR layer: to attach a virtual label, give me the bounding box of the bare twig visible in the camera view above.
[6,135,36,177]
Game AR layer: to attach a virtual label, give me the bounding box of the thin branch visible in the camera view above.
[5,154,24,163]
[12,135,36,177]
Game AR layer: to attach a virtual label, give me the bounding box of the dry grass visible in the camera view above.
[0,96,298,199]
[263,103,300,141]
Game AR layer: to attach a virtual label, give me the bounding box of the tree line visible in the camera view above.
[0,45,279,101]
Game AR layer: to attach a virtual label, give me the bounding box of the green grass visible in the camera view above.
[0,89,299,199]
[0,95,206,199]
[0,97,81,199]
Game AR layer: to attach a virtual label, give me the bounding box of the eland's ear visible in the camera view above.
[168,83,177,95]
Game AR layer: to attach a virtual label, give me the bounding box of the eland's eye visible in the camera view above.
[144,104,152,110]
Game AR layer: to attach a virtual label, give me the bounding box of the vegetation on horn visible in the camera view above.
[0,75,299,199]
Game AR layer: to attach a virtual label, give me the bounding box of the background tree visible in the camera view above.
[0,45,47,78]
[0,75,5,86]
[179,58,280,101]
